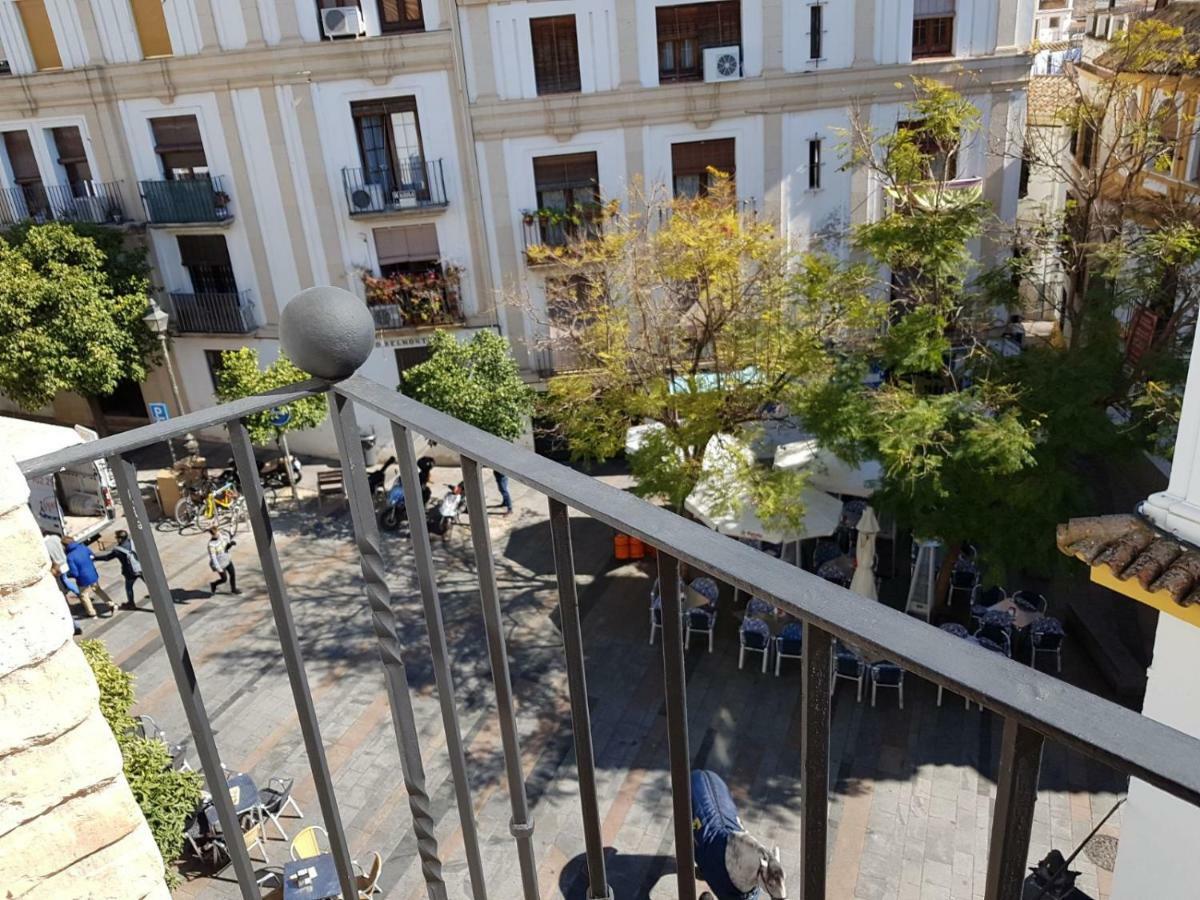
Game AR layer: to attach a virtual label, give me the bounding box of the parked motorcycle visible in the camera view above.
[431,482,467,542]
[221,454,302,491]
[375,456,435,531]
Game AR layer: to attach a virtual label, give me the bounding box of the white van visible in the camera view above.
[3,416,116,542]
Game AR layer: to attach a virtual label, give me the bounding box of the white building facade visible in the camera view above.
[0,0,1035,454]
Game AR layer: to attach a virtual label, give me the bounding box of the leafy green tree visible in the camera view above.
[80,639,202,888]
[538,175,858,530]
[400,329,533,440]
[0,223,156,430]
[214,348,327,500]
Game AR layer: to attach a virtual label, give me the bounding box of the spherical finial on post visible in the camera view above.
[279,286,375,380]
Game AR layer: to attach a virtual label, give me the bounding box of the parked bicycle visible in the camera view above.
[174,479,247,533]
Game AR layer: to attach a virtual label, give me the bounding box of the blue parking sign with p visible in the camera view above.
[148,402,170,423]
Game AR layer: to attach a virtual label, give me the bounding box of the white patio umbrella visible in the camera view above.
[625,421,667,456]
[772,438,882,498]
[684,434,844,543]
[849,505,881,601]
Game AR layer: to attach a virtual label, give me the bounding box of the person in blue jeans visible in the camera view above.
[494,470,512,515]
[62,536,115,618]
[95,530,145,610]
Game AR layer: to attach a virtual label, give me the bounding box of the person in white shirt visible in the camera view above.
[207,526,240,595]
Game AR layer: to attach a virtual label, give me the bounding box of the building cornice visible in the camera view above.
[466,54,1033,140]
[0,31,457,115]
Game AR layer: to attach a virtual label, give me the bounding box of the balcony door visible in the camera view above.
[150,115,208,180]
[656,0,740,84]
[671,138,735,197]
[533,152,600,246]
[178,235,237,295]
[352,97,428,202]
[50,126,92,197]
[2,130,48,220]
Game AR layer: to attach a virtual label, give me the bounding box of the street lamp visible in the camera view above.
[143,300,200,462]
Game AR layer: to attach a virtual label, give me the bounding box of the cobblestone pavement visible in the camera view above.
[77,464,1124,900]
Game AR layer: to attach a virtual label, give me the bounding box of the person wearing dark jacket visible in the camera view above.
[95,530,145,610]
[62,536,114,618]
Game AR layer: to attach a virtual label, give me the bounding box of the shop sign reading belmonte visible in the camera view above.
[375,325,499,349]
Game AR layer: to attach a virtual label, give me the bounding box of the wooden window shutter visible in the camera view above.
[531,15,581,95]
[671,139,735,177]
[2,131,40,184]
[15,1,62,70]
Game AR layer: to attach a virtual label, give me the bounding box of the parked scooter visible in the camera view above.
[376,456,435,531]
[430,482,467,542]
[220,454,302,491]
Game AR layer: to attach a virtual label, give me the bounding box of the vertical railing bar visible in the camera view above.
[657,552,697,900]
[800,622,833,900]
[108,454,259,899]
[227,420,358,900]
[392,422,489,900]
[546,498,612,900]
[327,393,448,900]
[984,719,1045,900]
[460,456,541,900]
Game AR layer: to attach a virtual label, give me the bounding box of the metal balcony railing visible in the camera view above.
[521,205,606,264]
[19,365,1200,900]
[140,176,232,225]
[342,160,448,216]
[168,289,259,334]
[0,181,128,226]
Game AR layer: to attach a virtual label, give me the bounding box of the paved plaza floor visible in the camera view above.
[75,462,1125,900]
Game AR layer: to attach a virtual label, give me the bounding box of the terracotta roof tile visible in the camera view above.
[1057,513,1200,607]
[1028,74,1077,124]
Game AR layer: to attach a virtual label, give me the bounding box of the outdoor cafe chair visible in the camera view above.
[774,622,804,676]
[831,642,867,702]
[746,596,774,618]
[289,824,329,861]
[870,661,905,709]
[685,604,718,653]
[258,776,302,841]
[648,576,686,645]
[1029,616,1066,672]
[812,539,842,573]
[975,613,1013,657]
[739,616,772,673]
[1013,590,1048,615]
[688,575,720,606]
[970,584,1007,630]
[936,623,973,708]
[355,850,384,897]
[134,714,190,770]
[948,564,979,608]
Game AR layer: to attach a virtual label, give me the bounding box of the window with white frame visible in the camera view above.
[912,0,954,59]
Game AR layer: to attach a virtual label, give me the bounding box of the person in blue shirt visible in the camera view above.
[691,769,786,900]
[61,536,115,618]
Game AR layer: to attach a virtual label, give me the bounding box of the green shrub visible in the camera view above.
[79,640,202,888]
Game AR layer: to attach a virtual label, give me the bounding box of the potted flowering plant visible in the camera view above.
[362,264,464,328]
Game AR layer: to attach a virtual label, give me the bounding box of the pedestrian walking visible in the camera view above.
[95,530,145,610]
[44,533,82,634]
[494,470,513,516]
[62,536,115,618]
[207,526,240,595]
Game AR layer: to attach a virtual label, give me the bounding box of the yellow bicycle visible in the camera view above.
[174,479,247,533]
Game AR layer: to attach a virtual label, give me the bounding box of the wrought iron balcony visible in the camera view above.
[140,175,232,225]
[521,204,607,265]
[0,181,128,226]
[168,289,259,334]
[18,337,1200,900]
[342,161,448,216]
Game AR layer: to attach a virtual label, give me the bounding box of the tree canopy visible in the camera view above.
[214,348,327,444]
[0,223,155,410]
[400,329,533,441]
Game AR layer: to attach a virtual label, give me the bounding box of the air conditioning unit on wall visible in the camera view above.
[321,6,364,38]
[703,46,742,83]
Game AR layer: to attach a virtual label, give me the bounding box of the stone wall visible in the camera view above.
[0,455,169,899]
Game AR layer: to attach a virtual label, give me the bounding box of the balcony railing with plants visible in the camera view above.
[169,289,259,335]
[140,176,232,225]
[0,181,129,226]
[521,202,612,265]
[362,264,465,331]
[342,160,448,216]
